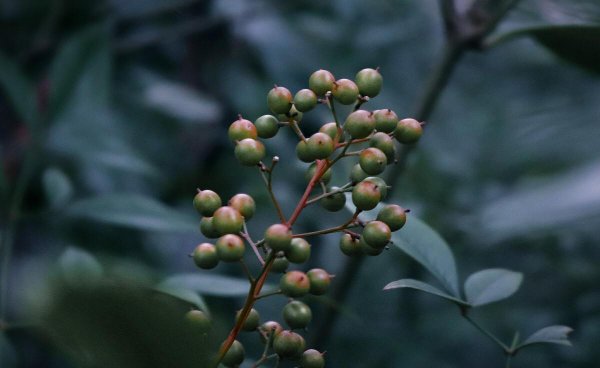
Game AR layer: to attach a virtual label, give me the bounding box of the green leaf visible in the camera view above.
[383,279,469,306]
[154,285,209,314]
[518,325,574,349]
[159,273,275,297]
[66,194,197,233]
[464,268,523,307]
[488,25,600,74]
[42,167,74,208]
[58,247,103,287]
[0,51,38,126]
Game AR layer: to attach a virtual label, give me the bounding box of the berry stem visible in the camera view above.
[325,92,341,128]
[289,120,307,142]
[254,289,282,300]
[305,182,353,205]
[292,210,360,238]
[257,163,287,224]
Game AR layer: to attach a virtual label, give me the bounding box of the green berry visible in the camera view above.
[259,321,283,345]
[222,340,245,367]
[296,140,316,163]
[362,220,391,249]
[192,243,219,269]
[305,162,332,184]
[228,193,256,220]
[215,234,245,262]
[350,163,369,183]
[255,115,280,138]
[307,268,331,295]
[319,122,339,140]
[359,147,387,175]
[277,105,303,122]
[363,176,388,200]
[294,89,318,112]
[200,216,220,238]
[268,86,293,114]
[369,132,395,163]
[280,270,310,297]
[374,109,399,133]
[344,110,375,139]
[236,308,260,331]
[301,349,325,368]
[285,238,311,264]
[185,309,211,332]
[212,206,243,235]
[394,118,423,144]
[376,204,407,231]
[265,224,292,252]
[272,256,290,273]
[355,68,383,97]
[352,180,381,210]
[306,132,334,159]
[359,236,383,256]
[320,187,346,212]
[308,69,335,96]
[332,79,359,105]
[283,300,312,329]
[273,330,306,359]
[235,138,265,166]
[193,190,222,216]
[228,117,257,142]
[339,233,361,256]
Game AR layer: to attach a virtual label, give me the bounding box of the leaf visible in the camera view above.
[58,247,103,287]
[519,325,574,349]
[159,273,275,297]
[464,268,523,307]
[384,279,469,306]
[0,51,38,126]
[488,25,600,74]
[154,286,209,313]
[66,194,197,233]
[42,167,74,208]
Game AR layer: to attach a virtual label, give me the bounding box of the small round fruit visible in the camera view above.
[294,89,318,112]
[362,220,391,249]
[364,176,388,200]
[301,349,325,368]
[192,243,219,269]
[283,301,312,329]
[228,117,257,142]
[374,109,399,133]
[212,206,243,235]
[268,86,293,114]
[296,140,316,163]
[359,147,387,175]
[344,110,375,139]
[369,132,395,163]
[255,115,280,138]
[200,216,220,238]
[319,122,339,140]
[235,138,265,166]
[215,234,245,262]
[350,163,368,183]
[352,180,381,211]
[265,224,292,252]
[376,204,407,231]
[306,132,334,159]
[307,268,331,295]
[332,79,359,105]
[320,187,346,212]
[280,271,310,297]
[339,233,361,256]
[308,69,335,96]
[228,193,256,220]
[193,190,222,216]
[271,256,290,273]
[394,118,423,144]
[355,68,383,97]
[236,308,260,331]
[259,321,283,345]
[305,162,332,184]
[222,340,245,367]
[285,238,311,264]
[185,309,211,332]
[359,237,383,256]
[273,330,306,358]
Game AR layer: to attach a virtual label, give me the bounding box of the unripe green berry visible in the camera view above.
[259,321,283,345]
[228,117,257,142]
[193,190,222,216]
[369,132,395,163]
[265,224,292,252]
[272,256,290,273]
[280,270,310,297]
[235,308,260,331]
[200,216,220,238]
[352,180,381,210]
[222,340,245,367]
[376,204,407,231]
[362,220,391,249]
[363,176,388,200]
[344,110,375,139]
[273,330,306,359]
[212,206,244,235]
[192,243,219,269]
[307,268,331,295]
[339,233,361,256]
[255,115,280,138]
[294,89,318,112]
[320,187,346,212]
[185,309,211,332]
[268,86,293,114]
[283,300,312,329]
[332,78,359,105]
[394,118,423,144]
[355,68,383,97]
[277,105,303,122]
[215,234,245,262]
[374,109,399,133]
[359,236,383,256]
[228,193,256,220]
[359,147,387,175]
[350,163,369,183]
[305,162,332,184]
[296,140,316,163]
[319,122,339,140]
[308,69,335,96]
[301,349,325,368]
[285,238,311,264]
[235,138,265,166]
[306,132,334,159]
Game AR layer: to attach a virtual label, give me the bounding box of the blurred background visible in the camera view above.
[1,0,599,367]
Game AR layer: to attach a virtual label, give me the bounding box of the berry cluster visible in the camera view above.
[187,68,422,367]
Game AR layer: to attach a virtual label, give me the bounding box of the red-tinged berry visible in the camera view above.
[212,206,243,235]
[235,138,265,166]
[362,220,391,249]
[363,176,388,200]
[228,117,257,142]
[235,308,260,331]
[359,147,387,175]
[306,132,334,159]
[268,86,293,114]
[352,180,381,210]
[228,193,256,220]
[273,330,306,359]
[376,204,407,231]
[285,238,311,264]
[369,132,395,163]
[255,115,280,138]
[307,268,331,295]
[319,122,339,140]
[308,69,335,96]
[294,89,318,112]
[193,190,222,216]
[305,162,332,184]
[301,349,325,368]
[221,340,245,367]
[200,216,220,238]
[192,243,219,269]
[394,118,423,144]
[374,109,399,133]
[283,300,312,329]
[339,233,361,256]
[215,234,245,262]
[332,79,359,105]
[280,271,310,297]
[259,321,283,345]
[350,163,368,183]
[265,224,292,252]
[355,68,383,97]
[320,187,346,212]
[344,110,375,139]
[359,236,383,256]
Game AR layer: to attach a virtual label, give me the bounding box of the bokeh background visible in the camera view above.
[1,0,599,367]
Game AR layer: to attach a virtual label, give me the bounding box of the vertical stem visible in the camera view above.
[505,355,512,368]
